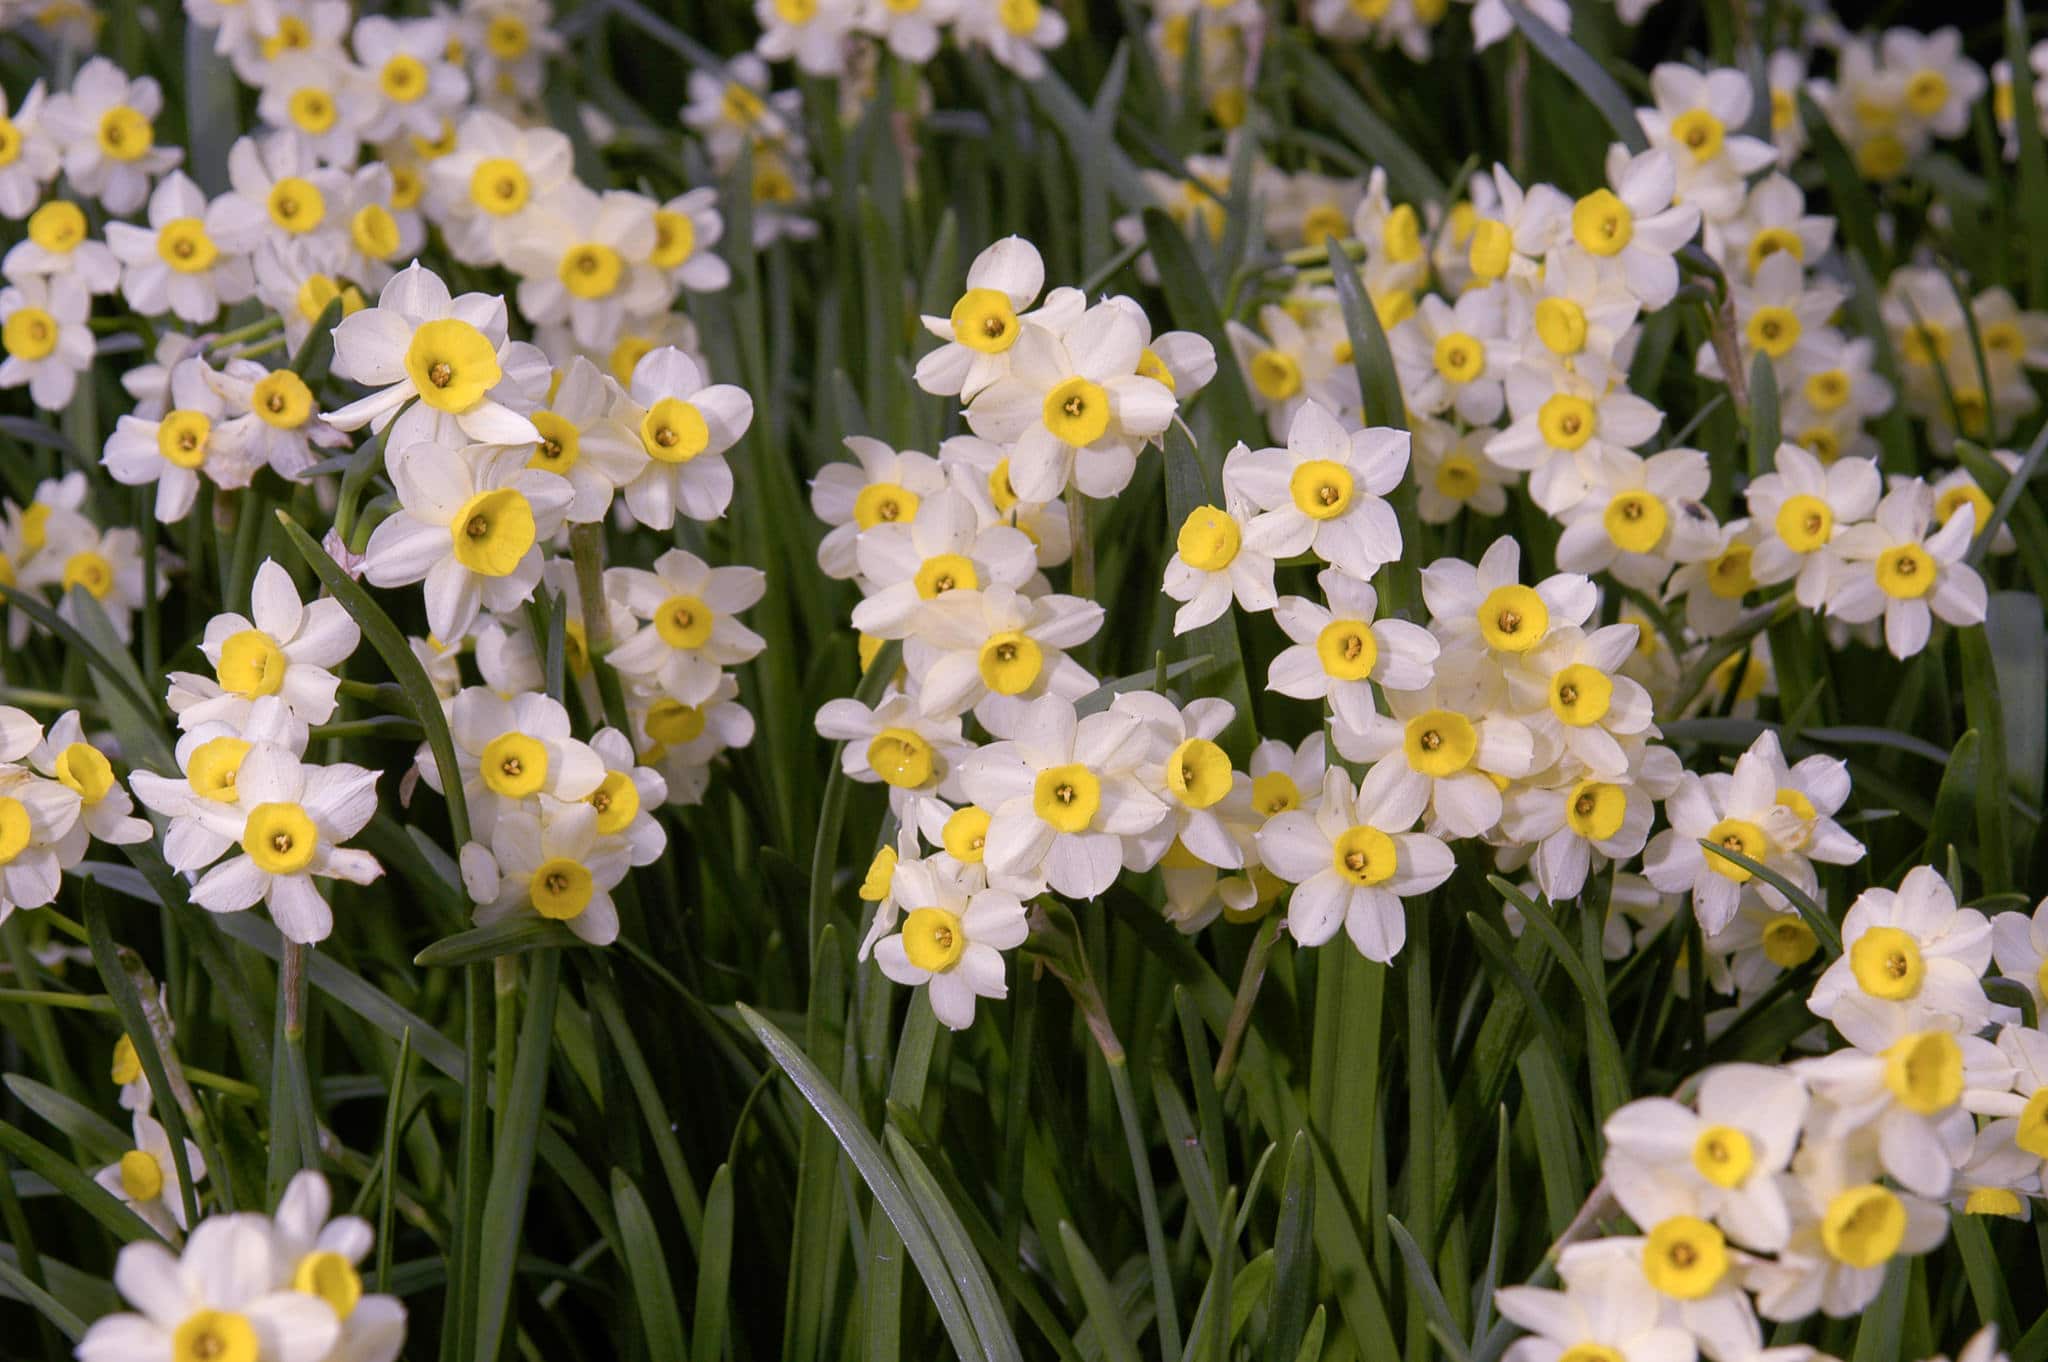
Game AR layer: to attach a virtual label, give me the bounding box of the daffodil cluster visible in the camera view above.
[78,1170,404,1362]
[1497,865,2048,1362]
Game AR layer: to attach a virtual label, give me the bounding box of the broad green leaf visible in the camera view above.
[612,1170,688,1362]
[1057,1220,1142,1362]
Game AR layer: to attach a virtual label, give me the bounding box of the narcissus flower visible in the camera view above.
[916,236,1077,401]
[361,443,572,643]
[93,1112,207,1240]
[43,57,183,215]
[1226,401,1408,580]
[1163,494,1277,634]
[873,854,1028,1029]
[613,345,752,529]
[167,559,361,741]
[1828,479,1986,659]
[1255,765,1453,960]
[105,170,258,324]
[0,272,93,411]
[810,437,949,579]
[1266,568,1439,732]
[607,548,767,705]
[463,801,631,946]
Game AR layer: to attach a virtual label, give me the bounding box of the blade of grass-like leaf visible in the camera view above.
[1956,429,2048,579]
[612,1170,688,1362]
[1179,1184,1239,1362]
[1746,353,1778,477]
[690,1164,734,1362]
[1106,1053,1182,1361]
[1926,729,1984,871]
[1958,629,2012,892]
[183,21,238,193]
[1799,91,1886,276]
[2,1076,127,1163]
[1265,1131,1315,1362]
[1057,1220,1142,1362]
[583,962,705,1252]
[1142,210,1260,443]
[1694,842,1842,956]
[414,920,584,968]
[473,948,561,1362]
[739,1001,1007,1362]
[1987,594,2047,811]
[1505,3,1648,153]
[1284,41,1447,204]
[809,642,899,964]
[1953,1214,2020,1348]
[275,512,472,846]
[0,1119,162,1243]
[883,1125,1020,1362]
[1306,948,1398,1359]
[84,890,202,1229]
[1851,1258,1910,1362]
[1387,1215,1473,1362]
[0,1258,82,1341]
[1488,879,1630,1119]
[374,1027,411,1296]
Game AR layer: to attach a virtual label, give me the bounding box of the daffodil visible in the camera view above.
[1827,479,1986,659]
[27,709,151,854]
[630,672,757,805]
[1638,64,1778,222]
[253,52,376,167]
[810,436,949,579]
[966,296,1176,501]
[1501,744,1680,903]
[1743,443,1880,609]
[352,13,471,141]
[0,272,94,411]
[132,701,300,873]
[1421,535,1597,675]
[1808,864,2001,1030]
[1255,765,1453,959]
[612,345,752,528]
[188,744,383,943]
[1486,359,1664,514]
[1390,287,1510,426]
[518,355,645,523]
[102,356,241,522]
[1111,692,1257,871]
[607,548,767,704]
[1714,172,1835,281]
[104,170,258,325]
[1227,304,1358,441]
[753,0,862,77]
[900,585,1103,735]
[1226,401,1408,579]
[463,800,631,945]
[1163,493,1277,633]
[206,357,352,483]
[1410,420,1513,524]
[1642,735,1823,933]
[955,0,1070,79]
[0,80,59,216]
[1991,899,2048,1013]
[1554,446,1717,593]
[209,131,350,262]
[1493,1247,1698,1362]
[427,108,575,266]
[872,853,1029,1029]
[847,487,1037,638]
[325,262,547,450]
[581,726,670,866]
[362,443,572,643]
[1603,1064,1808,1252]
[51,524,163,645]
[503,184,666,349]
[1335,680,1534,838]
[1747,1134,1949,1320]
[1266,568,1439,731]
[1568,146,1703,309]
[75,1209,342,1362]
[958,693,1166,899]
[815,691,967,822]
[915,236,1077,402]
[270,1170,409,1362]
[2,196,121,294]
[94,1112,208,1239]
[1506,623,1659,776]
[167,559,360,742]
[430,688,605,838]
[43,57,183,215]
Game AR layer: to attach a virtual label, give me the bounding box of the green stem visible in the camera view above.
[1213,913,1282,1089]
[1105,1057,1181,1361]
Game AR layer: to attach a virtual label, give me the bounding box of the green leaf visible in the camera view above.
[413,919,585,968]
[275,512,473,846]
[1489,879,1630,1119]
[1306,949,1399,1359]
[1799,91,1886,276]
[1505,3,1648,154]
[1959,629,2013,892]
[1694,842,1843,957]
[0,1119,162,1244]
[1141,209,1261,441]
[690,1165,735,1362]
[2009,0,2048,307]
[1927,729,1985,873]
[0,1256,83,1342]
[1387,1215,1473,1362]
[1265,1132,1316,1362]
[473,950,563,1362]
[1283,40,1447,205]
[1987,594,2047,812]
[739,1002,1017,1362]
[2,1075,127,1164]
[612,1170,688,1362]
[1746,353,1779,477]
[1057,1220,1142,1362]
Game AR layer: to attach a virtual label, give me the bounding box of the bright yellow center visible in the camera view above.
[1176,505,1240,570]
[850,481,916,530]
[978,630,1044,694]
[950,288,1018,355]
[0,797,29,865]
[188,736,251,802]
[1403,709,1477,777]
[943,807,991,863]
[1478,584,1547,652]
[1042,377,1111,446]
[1966,1187,2024,1217]
[1316,620,1378,681]
[1905,70,1948,117]
[1572,189,1633,257]
[1775,494,1833,551]
[1849,925,1925,1000]
[559,242,624,299]
[1252,772,1301,815]
[405,319,501,411]
[653,593,713,649]
[1538,394,1596,450]
[218,629,287,697]
[1382,203,1423,262]
[643,699,705,749]
[296,274,364,324]
[1746,306,1802,359]
[1748,227,1805,276]
[1434,456,1482,500]
[252,371,314,429]
[1671,109,1725,161]
[1250,349,1303,400]
[470,159,530,215]
[640,398,710,463]
[1821,1186,1906,1268]
[1549,664,1613,727]
[1937,483,1994,537]
[157,218,219,275]
[587,771,640,835]
[531,858,594,920]
[243,801,317,875]
[1535,298,1588,355]
[480,732,548,799]
[1642,1216,1727,1299]
[1331,824,1397,886]
[288,88,337,134]
[265,176,325,234]
[97,105,153,161]
[173,1309,258,1362]
[449,488,536,577]
[1167,737,1232,810]
[867,728,935,788]
[649,210,698,269]
[1604,490,1667,553]
[902,906,967,970]
[350,203,401,261]
[1566,780,1627,840]
[1707,543,1755,599]
[1883,1031,1963,1114]
[56,744,115,804]
[1032,763,1101,833]
[1468,218,1512,279]
[1289,460,1354,519]
[1761,915,1819,969]
[486,14,531,58]
[111,1034,141,1086]
[292,1251,361,1320]
[27,200,86,253]
[1433,332,1485,383]
[2018,1089,2048,1158]
[62,550,114,599]
[1704,818,1766,880]
[2,307,57,361]
[154,409,212,470]
[913,553,978,598]
[380,53,429,102]
[1875,543,1934,600]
